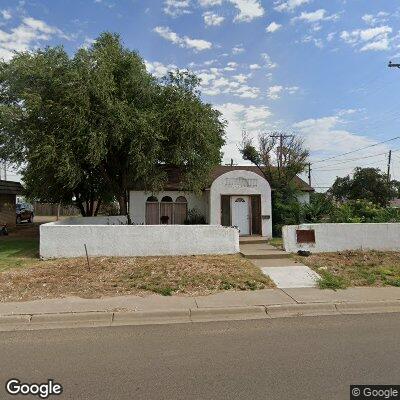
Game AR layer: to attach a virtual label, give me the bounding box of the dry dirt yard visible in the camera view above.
[296,250,400,289]
[0,222,273,302]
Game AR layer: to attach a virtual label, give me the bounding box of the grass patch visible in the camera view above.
[295,250,400,289]
[317,271,347,290]
[0,237,38,272]
[268,237,283,249]
[0,254,274,302]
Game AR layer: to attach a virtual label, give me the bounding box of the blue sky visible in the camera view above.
[2,0,400,189]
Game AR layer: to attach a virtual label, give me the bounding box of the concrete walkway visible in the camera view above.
[240,237,320,288]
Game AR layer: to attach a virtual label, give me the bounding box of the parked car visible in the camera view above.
[16,203,34,224]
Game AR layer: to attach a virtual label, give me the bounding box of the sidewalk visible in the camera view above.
[240,237,320,288]
[1,286,400,331]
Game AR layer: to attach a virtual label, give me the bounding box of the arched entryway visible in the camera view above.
[160,196,173,224]
[174,196,188,224]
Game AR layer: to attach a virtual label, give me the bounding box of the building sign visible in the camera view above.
[224,177,258,188]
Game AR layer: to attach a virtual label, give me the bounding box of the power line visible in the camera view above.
[312,150,397,169]
[310,136,400,165]
[312,159,388,172]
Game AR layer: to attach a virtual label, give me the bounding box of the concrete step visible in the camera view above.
[241,253,290,260]
[239,238,269,245]
[240,242,290,260]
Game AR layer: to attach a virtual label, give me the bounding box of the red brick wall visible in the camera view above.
[0,194,16,227]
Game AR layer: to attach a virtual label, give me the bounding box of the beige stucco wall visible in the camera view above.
[208,170,272,238]
[129,191,208,225]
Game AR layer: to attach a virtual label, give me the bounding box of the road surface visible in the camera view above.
[1,313,399,399]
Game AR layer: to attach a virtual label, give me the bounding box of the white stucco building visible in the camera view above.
[129,166,314,238]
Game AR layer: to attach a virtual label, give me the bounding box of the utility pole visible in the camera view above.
[308,163,312,187]
[4,161,6,181]
[387,150,392,182]
[270,133,294,169]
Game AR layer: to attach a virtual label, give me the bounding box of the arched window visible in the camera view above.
[146,196,158,202]
[145,196,159,224]
[161,196,173,202]
[174,196,188,224]
[235,197,246,203]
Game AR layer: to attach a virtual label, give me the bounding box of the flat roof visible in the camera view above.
[0,180,23,195]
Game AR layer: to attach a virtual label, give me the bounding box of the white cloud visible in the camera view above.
[292,9,339,23]
[327,32,336,42]
[261,53,277,69]
[1,9,12,20]
[267,85,298,99]
[224,61,238,71]
[267,85,283,99]
[266,22,282,33]
[249,63,261,69]
[362,11,389,26]
[196,66,261,98]
[341,26,392,52]
[153,26,212,51]
[216,103,272,163]
[81,37,95,49]
[293,113,390,186]
[163,0,191,17]
[203,11,225,26]
[274,0,311,12]
[198,0,222,6]
[145,60,178,78]
[302,35,324,48]
[199,0,264,23]
[232,44,245,54]
[0,17,67,61]
[229,0,264,22]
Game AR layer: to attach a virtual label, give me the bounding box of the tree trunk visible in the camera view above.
[118,194,127,215]
[76,199,86,217]
[94,199,102,216]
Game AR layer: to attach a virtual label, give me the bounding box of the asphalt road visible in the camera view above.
[1,313,399,400]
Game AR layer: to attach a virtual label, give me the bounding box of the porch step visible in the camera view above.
[239,243,290,260]
[239,238,269,245]
[240,252,290,260]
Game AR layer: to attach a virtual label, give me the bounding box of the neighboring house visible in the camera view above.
[0,180,23,228]
[129,166,313,238]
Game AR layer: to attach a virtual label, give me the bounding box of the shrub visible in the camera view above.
[184,208,206,225]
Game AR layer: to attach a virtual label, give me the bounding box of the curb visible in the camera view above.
[190,306,268,322]
[0,300,400,332]
[335,300,400,314]
[266,303,337,318]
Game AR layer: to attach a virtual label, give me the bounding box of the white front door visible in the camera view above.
[231,196,250,235]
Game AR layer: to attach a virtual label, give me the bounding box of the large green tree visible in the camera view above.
[329,167,396,206]
[0,33,225,215]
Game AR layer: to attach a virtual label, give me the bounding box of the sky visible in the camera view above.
[2,0,400,190]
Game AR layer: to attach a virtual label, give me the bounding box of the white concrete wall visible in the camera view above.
[40,222,239,259]
[209,170,272,238]
[129,191,208,225]
[283,223,400,253]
